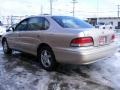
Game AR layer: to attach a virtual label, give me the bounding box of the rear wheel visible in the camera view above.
[2,39,12,54]
[38,46,57,71]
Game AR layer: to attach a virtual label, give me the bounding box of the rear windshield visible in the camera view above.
[52,16,93,28]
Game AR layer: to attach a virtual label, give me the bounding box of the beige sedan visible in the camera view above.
[2,16,118,71]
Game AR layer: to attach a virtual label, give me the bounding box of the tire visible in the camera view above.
[38,46,57,71]
[2,39,12,54]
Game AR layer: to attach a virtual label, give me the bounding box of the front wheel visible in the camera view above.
[38,46,58,71]
[2,40,12,54]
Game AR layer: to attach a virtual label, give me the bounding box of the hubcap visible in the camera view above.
[41,50,52,68]
[3,41,8,53]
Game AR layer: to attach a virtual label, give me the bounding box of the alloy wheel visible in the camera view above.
[41,50,52,68]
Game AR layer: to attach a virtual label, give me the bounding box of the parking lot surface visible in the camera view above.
[0,42,120,90]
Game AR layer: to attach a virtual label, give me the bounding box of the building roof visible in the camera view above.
[88,17,120,19]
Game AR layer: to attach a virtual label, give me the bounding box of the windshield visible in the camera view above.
[52,16,93,29]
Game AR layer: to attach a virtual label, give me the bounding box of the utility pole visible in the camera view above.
[97,0,99,25]
[41,4,43,15]
[50,0,53,15]
[117,5,120,17]
[72,0,77,17]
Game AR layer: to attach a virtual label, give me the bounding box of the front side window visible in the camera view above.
[28,17,49,30]
[15,20,28,31]
[52,16,93,28]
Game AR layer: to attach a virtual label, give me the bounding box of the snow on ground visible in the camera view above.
[0,38,120,90]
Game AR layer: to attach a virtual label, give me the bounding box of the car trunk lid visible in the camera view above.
[83,28,115,46]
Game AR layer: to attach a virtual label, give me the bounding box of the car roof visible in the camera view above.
[26,15,73,19]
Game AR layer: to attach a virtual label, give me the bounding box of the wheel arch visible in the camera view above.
[1,37,7,45]
[37,43,54,55]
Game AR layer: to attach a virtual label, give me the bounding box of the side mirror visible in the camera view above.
[6,27,14,32]
[6,29,11,32]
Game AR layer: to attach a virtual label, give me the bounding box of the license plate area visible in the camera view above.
[99,36,107,46]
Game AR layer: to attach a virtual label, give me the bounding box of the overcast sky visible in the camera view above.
[0,0,120,19]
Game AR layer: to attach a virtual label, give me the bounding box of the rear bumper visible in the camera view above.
[54,43,118,64]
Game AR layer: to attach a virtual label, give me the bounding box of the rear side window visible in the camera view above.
[28,17,49,30]
[52,16,93,29]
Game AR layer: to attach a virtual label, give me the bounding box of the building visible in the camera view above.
[87,17,120,30]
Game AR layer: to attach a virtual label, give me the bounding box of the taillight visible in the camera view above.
[70,37,94,47]
[111,34,115,42]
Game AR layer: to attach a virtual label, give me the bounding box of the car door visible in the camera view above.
[18,17,50,55]
[6,19,28,50]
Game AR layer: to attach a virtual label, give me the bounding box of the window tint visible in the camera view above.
[28,17,49,30]
[52,16,93,28]
[15,20,28,31]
